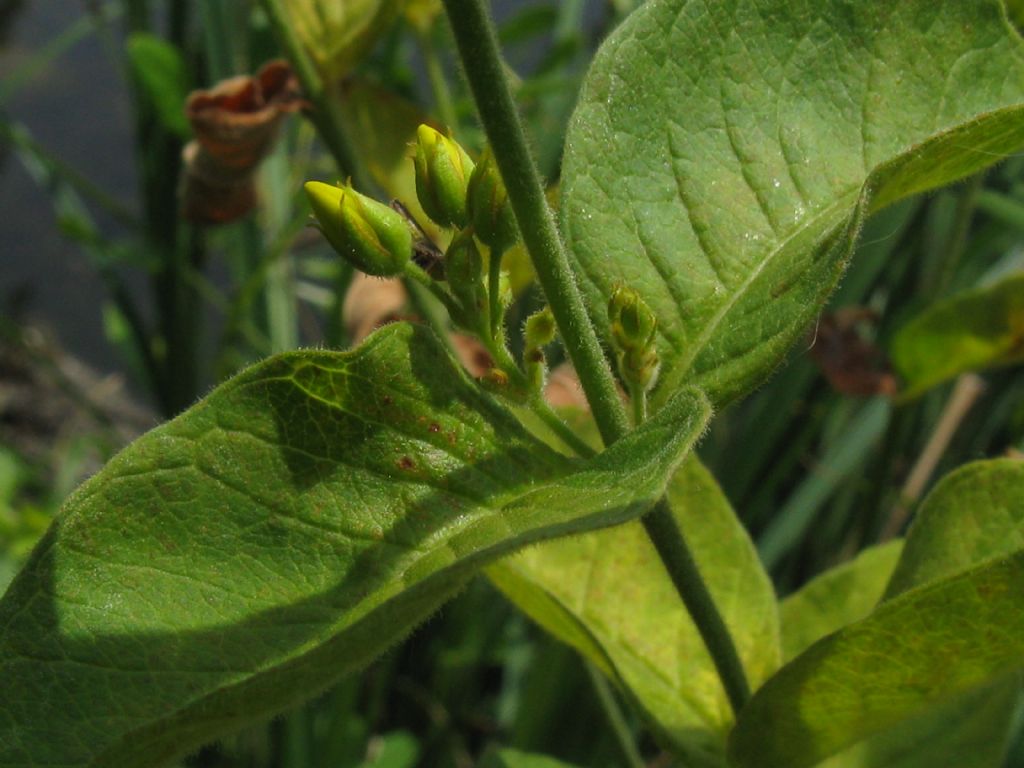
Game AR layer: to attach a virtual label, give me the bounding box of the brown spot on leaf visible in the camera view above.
[428,422,441,434]
[398,456,415,470]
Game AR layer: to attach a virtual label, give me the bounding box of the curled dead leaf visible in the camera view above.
[809,308,898,397]
[182,60,304,224]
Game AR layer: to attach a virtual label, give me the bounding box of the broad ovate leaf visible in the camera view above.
[780,541,903,663]
[0,323,709,768]
[729,553,1024,768]
[886,458,1024,597]
[891,273,1024,398]
[489,458,778,767]
[730,458,1024,768]
[562,0,1024,408]
[816,681,1019,768]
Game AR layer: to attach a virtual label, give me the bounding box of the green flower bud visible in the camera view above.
[608,286,660,393]
[608,286,657,353]
[523,307,556,392]
[304,180,413,277]
[413,124,475,229]
[524,307,556,349]
[467,147,518,252]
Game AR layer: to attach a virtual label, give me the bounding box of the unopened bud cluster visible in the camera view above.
[305,126,527,390]
[608,286,660,393]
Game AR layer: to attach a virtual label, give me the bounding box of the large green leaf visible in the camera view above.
[562,0,1024,408]
[489,458,778,767]
[890,273,1024,398]
[729,552,1024,768]
[0,323,709,768]
[780,541,903,663]
[886,458,1024,597]
[731,458,1024,768]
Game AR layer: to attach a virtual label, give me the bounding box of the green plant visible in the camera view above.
[3,1,1024,767]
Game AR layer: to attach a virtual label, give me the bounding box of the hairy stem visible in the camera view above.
[530,397,597,458]
[441,0,751,715]
[585,661,646,768]
[642,498,751,712]
[441,0,628,446]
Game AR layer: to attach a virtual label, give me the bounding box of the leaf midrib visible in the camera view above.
[655,185,862,399]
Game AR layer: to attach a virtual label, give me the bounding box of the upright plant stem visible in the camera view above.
[441,0,628,446]
[259,0,374,193]
[441,0,751,715]
[585,662,646,768]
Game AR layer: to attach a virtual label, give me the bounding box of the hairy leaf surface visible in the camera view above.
[489,458,778,766]
[0,323,709,768]
[891,274,1024,398]
[562,0,1024,408]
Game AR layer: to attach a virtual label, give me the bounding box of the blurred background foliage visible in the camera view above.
[1,0,1023,765]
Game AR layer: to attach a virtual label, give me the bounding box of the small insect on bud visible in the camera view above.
[467,147,519,253]
[304,180,413,277]
[413,124,475,229]
[608,286,660,393]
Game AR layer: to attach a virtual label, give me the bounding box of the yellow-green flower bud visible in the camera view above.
[608,286,657,353]
[608,286,660,393]
[524,307,556,349]
[304,180,413,277]
[523,307,556,392]
[467,147,518,252]
[413,125,475,229]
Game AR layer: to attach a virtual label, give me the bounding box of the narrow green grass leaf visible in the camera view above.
[562,0,1024,409]
[489,458,778,766]
[891,274,1024,399]
[125,33,191,138]
[0,323,709,768]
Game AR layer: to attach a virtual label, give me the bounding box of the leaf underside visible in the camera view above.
[731,459,1024,768]
[0,323,709,768]
[490,457,779,767]
[562,0,1024,409]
